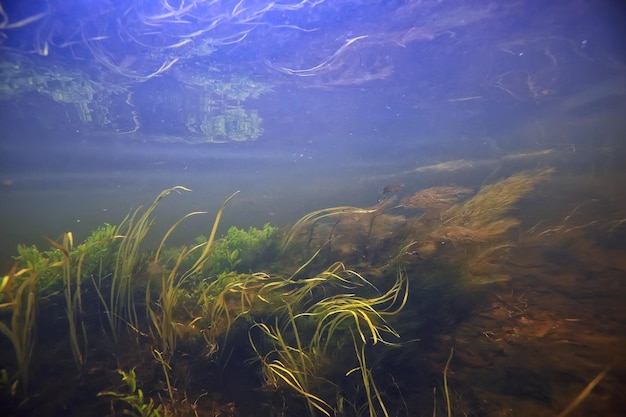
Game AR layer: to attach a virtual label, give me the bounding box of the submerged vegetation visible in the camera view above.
[1,168,622,416]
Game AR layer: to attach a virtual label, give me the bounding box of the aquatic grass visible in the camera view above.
[204,261,374,344]
[202,270,301,344]
[306,295,397,353]
[0,263,43,394]
[247,264,408,417]
[186,191,240,277]
[202,271,273,343]
[153,211,208,265]
[45,232,123,368]
[147,212,209,357]
[145,190,239,358]
[202,256,329,335]
[280,205,382,252]
[301,266,406,416]
[146,248,189,358]
[46,232,86,368]
[260,261,367,317]
[286,244,327,280]
[250,311,333,417]
[147,245,209,358]
[104,186,193,339]
[299,266,408,354]
[346,330,390,417]
[443,347,454,417]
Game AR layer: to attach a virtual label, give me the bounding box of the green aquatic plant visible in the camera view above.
[45,231,123,367]
[278,261,363,311]
[98,368,168,417]
[0,263,44,394]
[199,247,331,344]
[202,261,373,344]
[250,310,333,417]
[147,243,197,359]
[303,266,408,354]
[106,186,193,338]
[201,271,274,343]
[4,232,118,383]
[146,191,239,358]
[46,232,85,367]
[72,223,118,275]
[346,331,390,417]
[13,244,53,271]
[196,223,278,276]
[246,262,408,417]
[12,244,61,294]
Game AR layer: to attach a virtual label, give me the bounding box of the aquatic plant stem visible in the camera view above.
[555,365,611,417]
[153,349,175,407]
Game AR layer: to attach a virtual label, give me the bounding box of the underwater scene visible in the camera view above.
[1,1,626,416]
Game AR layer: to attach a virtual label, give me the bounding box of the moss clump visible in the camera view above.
[200,223,278,276]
